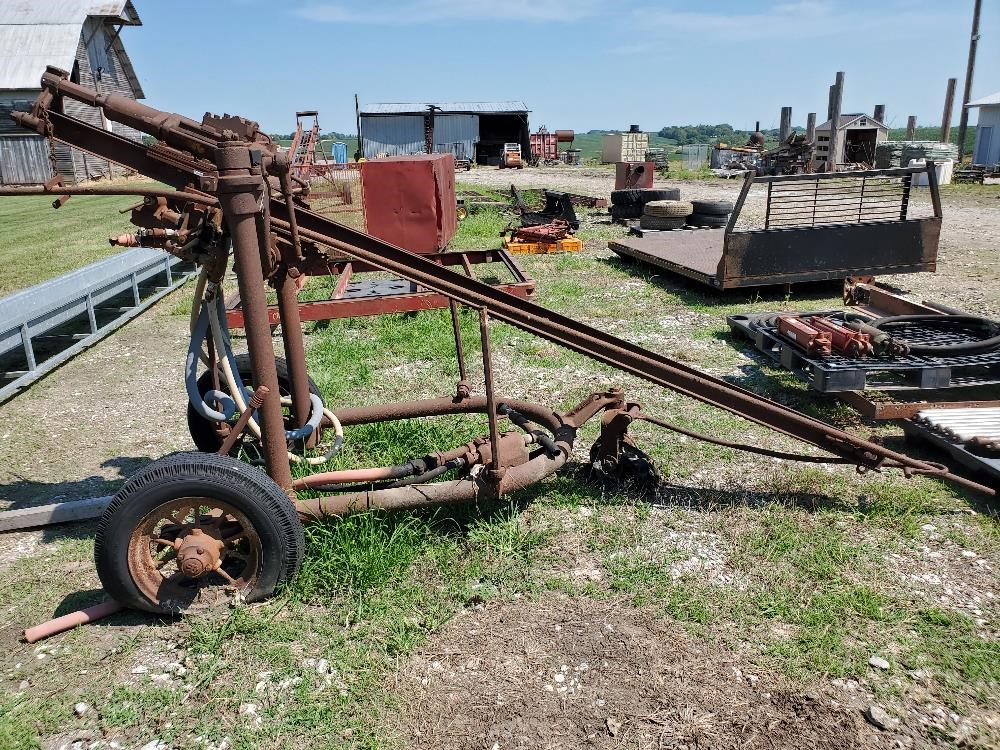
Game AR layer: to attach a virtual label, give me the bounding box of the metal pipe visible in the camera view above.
[274,266,314,442]
[479,309,501,475]
[216,151,293,492]
[295,449,568,520]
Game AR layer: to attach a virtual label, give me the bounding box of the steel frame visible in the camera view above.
[4,67,993,522]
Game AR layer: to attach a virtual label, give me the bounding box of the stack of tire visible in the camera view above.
[687,200,733,229]
[609,187,681,223]
[640,200,693,231]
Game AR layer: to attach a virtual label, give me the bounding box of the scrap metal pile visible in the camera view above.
[3,68,994,621]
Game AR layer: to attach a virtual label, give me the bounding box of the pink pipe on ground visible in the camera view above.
[23,600,123,643]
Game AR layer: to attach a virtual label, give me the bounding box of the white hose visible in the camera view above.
[202,281,343,465]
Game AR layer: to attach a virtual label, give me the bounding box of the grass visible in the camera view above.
[0,190,156,295]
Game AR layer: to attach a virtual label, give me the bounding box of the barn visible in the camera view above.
[0,0,145,185]
[967,91,1000,167]
[359,101,530,166]
[814,113,889,168]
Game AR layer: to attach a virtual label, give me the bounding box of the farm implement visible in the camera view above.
[3,67,994,619]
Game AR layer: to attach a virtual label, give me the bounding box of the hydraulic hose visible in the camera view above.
[867,314,1000,356]
[186,305,236,422]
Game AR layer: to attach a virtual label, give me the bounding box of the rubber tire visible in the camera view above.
[610,204,643,220]
[610,189,644,206]
[638,188,681,203]
[95,451,304,614]
[687,212,730,228]
[643,200,694,218]
[640,215,687,230]
[187,354,321,454]
[690,199,734,216]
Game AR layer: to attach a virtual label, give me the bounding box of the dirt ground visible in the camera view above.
[392,595,887,750]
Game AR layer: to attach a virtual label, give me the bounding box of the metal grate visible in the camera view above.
[763,172,913,229]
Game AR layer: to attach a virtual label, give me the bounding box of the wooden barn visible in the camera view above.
[0,0,145,185]
[814,113,889,168]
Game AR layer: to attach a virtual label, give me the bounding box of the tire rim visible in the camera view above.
[127,496,262,611]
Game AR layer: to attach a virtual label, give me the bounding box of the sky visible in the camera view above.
[125,0,1000,136]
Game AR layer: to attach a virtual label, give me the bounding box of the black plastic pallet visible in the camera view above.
[727,311,1000,393]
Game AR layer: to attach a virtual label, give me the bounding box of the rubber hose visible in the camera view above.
[870,314,1000,356]
[186,306,236,422]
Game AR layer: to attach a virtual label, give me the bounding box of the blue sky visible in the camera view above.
[126,0,999,135]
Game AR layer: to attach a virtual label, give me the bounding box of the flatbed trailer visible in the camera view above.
[609,165,942,289]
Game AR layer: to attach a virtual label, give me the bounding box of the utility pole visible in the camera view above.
[941,78,957,143]
[956,0,983,163]
[906,116,917,140]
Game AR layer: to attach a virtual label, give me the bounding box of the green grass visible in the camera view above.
[0,191,153,295]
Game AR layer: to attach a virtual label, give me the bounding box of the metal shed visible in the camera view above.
[967,91,1000,166]
[0,0,145,185]
[360,101,529,165]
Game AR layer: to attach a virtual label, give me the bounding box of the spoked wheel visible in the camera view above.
[95,452,304,614]
[186,353,321,456]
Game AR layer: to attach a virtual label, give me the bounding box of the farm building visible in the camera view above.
[359,101,529,166]
[0,0,145,185]
[814,113,888,167]
[967,91,1000,166]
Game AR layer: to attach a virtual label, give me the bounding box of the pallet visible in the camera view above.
[901,421,1000,484]
[839,387,1000,420]
[505,237,583,255]
[728,311,1000,393]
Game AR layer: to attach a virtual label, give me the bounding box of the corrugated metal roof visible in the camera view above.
[0,25,81,89]
[361,101,528,115]
[0,1,142,92]
[967,91,1000,107]
[816,113,887,131]
[0,1,138,25]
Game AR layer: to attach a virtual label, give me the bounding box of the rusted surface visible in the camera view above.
[12,69,994,519]
[777,316,832,356]
[609,232,726,286]
[127,498,261,610]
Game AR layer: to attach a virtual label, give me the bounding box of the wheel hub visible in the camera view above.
[175,528,225,578]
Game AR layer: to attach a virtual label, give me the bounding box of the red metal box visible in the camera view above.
[360,153,457,253]
[614,161,654,189]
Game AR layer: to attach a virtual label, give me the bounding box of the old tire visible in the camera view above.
[640,215,687,230]
[95,452,304,614]
[690,199,734,216]
[610,189,644,205]
[638,188,681,203]
[687,212,729,228]
[643,200,694,218]
[610,204,643,220]
[187,354,320,454]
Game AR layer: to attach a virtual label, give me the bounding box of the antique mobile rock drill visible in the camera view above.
[4,68,994,615]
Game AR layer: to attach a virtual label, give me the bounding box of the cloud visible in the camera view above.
[296,0,599,24]
[634,0,948,42]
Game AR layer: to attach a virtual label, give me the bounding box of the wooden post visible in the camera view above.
[956,0,983,164]
[779,107,792,143]
[906,116,917,140]
[806,112,817,143]
[829,72,845,171]
[941,77,957,143]
[873,104,886,122]
[827,85,836,120]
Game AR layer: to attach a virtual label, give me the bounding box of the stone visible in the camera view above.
[865,705,900,732]
[869,655,890,670]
